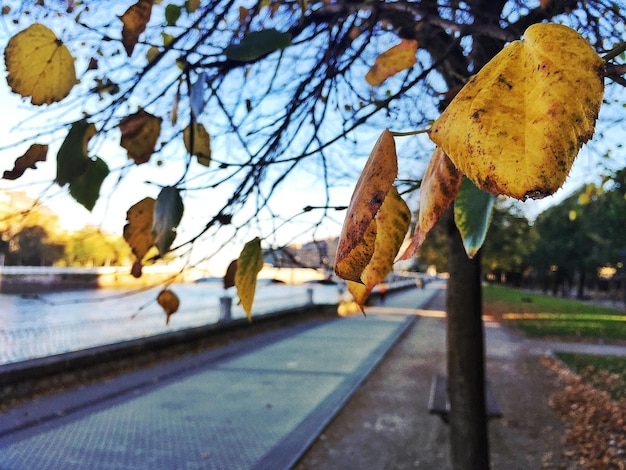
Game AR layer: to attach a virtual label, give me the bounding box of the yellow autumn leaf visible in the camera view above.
[120,110,162,165]
[157,289,180,325]
[347,281,369,311]
[146,46,160,63]
[335,129,398,282]
[4,23,78,105]
[337,218,377,284]
[186,0,200,13]
[366,39,418,86]
[400,148,462,260]
[349,186,411,309]
[120,0,154,56]
[235,237,264,320]
[183,123,211,166]
[429,23,604,200]
[123,197,156,264]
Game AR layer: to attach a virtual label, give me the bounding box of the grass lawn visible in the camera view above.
[483,285,626,398]
[554,352,626,400]
[483,284,626,340]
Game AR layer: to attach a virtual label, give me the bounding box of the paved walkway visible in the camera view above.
[0,286,439,469]
[297,287,626,469]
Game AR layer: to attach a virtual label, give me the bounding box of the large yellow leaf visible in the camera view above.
[348,186,411,309]
[120,110,162,165]
[400,148,462,260]
[429,23,604,200]
[120,0,154,56]
[335,129,397,282]
[4,23,78,105]
[366,39,418,86]
[235,237,264,320]
[123,197,156,263]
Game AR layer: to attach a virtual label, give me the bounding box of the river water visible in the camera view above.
[0,282,342,365]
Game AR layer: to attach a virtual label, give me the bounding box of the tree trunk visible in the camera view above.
[577,270,586,299]
[446,208,489,469]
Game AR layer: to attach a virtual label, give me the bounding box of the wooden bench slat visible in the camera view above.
[428,374,502,423]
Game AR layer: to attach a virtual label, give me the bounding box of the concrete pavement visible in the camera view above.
[0,286,439,469]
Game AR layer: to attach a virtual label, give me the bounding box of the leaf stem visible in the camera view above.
[390,128,430,137]
[602,42,626,62]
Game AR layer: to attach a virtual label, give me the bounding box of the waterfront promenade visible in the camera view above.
[0,282,341,365]
[0,285,439,469]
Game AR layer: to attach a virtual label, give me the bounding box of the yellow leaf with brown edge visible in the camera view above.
[347,281,369,312]
[4,23,78,105]
[400,148,462,260]
[123,197,156,263]
[157,289,179,325]
[349,186,411,310]
[120,0,154,56]
[120,110,162,165]
[235,237,264,320]
[429,23,604,201]
[338,217,377,285]
[183,123,211,166]
[335,129,397,283]
[366,39,417,86]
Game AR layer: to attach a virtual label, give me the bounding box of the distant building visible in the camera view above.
[264,237,339,271]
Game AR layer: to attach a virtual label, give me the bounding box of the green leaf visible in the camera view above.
[235,237,264,320]
[69,157,109,211]
[454,177,496,259]
[162,32,174,46]
[224,29,292,62]
[165,4,182,26]
[151,186,184,256]
[55,120,96,186]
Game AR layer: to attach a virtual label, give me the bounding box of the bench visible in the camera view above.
[428,374,503,424]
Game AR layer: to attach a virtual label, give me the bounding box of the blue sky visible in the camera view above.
[1,2,625,274]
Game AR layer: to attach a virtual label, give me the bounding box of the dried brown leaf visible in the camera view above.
[3,144,47,180]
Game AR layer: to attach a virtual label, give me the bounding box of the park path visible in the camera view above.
[297,285,626,469]
[0,285,439,469]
